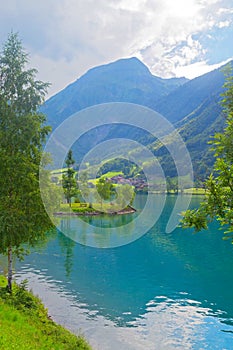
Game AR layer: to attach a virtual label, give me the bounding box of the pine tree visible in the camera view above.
[62,150,77,207]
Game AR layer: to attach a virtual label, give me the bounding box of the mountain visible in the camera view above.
[41,57,232,180]
[154,66,225,123]
[175,95,224,178]
[151,66,227,179]
[41,57,188,128]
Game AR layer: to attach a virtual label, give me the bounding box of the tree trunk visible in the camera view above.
[7,245,13,293]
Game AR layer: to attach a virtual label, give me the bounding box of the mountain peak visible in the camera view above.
[82,57,151,80]
[43,56,188,126]
[112,56,150,70]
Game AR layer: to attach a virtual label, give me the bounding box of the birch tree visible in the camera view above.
[0,32,52,291]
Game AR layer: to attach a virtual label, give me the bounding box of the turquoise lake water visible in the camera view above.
[10,195,233,349]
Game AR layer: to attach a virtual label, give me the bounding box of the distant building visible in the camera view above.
[110,175,147,190]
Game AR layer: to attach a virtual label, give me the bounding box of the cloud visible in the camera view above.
[137,0,233,78]
[217,20,231,28]
[174,57,232,79]
[0,0,232,96]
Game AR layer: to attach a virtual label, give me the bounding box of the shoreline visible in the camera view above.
[54,205,137,216]
[0,274,91,349]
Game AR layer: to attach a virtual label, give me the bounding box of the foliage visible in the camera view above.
[0,32,50,115]
[62,150,77,206]
[96,178,114,207]
[0,32,54,291]
[166,176,178,193]
[116,184,135,209]
[181,63,233,241]
[0,279,38,311]
[77,171,90,202]
[99,171,124,179]
[97,158,139,178]
[0,276,91,350]
[42,55,228,181]
[60,203,95,213]
[182,188,206,195]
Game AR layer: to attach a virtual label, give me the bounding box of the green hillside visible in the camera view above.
[41,57,232,181]
[0,276,91,350]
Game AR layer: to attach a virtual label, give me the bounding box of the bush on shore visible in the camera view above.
[0,275,91,350]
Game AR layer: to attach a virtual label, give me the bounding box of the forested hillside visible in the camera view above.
[42,57,231,180]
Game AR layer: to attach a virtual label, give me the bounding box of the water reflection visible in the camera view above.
[57,233,75,278]
[57,194,166,248]
[12,270,233,350]
[3,194,233,349]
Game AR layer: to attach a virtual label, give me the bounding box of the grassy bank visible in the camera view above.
[58,202,136,215]
[0,275,91,350]
[182,188,206,195]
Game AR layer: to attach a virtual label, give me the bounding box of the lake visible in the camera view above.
[7,195,233,349]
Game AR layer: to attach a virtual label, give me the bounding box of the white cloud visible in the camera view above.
[217,6,233,14]
[135,0,233,79]
[174,57,232,79]
[0,0,232,96]
[217,20,231,27]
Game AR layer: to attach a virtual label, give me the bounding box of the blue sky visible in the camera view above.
[0,0,232,97]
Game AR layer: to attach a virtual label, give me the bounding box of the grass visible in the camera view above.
[59,202,135,214]
[99,171,123,179]
[59,203,95,213]
[88,171,123,185]
[50,168,68,174]
[50,168,78,183]
[50,168,123,185]
[0,275,91,350]
[183,188,206,195]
